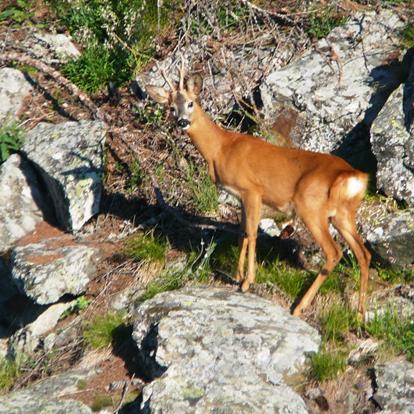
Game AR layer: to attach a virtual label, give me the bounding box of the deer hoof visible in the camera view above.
[240,280,250,292]
[234,272,243,282]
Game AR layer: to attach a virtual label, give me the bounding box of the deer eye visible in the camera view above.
[170,106,176,113]
[188,101,194,109]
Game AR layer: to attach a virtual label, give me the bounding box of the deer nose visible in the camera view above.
[177,119,190,129]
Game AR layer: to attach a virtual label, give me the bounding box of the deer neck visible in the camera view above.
[186,104,224,163]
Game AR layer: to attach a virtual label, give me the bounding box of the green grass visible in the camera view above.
[376,265,414,284]
[61,295,91,318]
[91,393,113,411]
[140,241,215,302]
[127,157,145,192]
[320,304,359,343]
[82,312,126,350]
[122,231,168,264]
[307,6,348,39]
[365,308,414,361]
[0,357,23,392]
[256,260,314,299]
[0,123,24,164]
[185,162,218,215]
[308,349,347,382]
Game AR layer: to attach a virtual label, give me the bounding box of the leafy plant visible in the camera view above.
[61,295,91,318]
[0,123,24,164]
[0,0,33,25]
[400,24,414,56]
[82,312,126,350]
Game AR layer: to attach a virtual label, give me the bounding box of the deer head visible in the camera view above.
[146,59,203,130]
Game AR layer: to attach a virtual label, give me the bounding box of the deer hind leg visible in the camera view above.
[234,206,248,282]
[292,210,342,317]
[331,208,371,320]
[240,193,262,292]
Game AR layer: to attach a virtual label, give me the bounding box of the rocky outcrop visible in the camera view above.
[33,33,80,63]
[22,121,107,231]
[260,10,404,159]
[0,68,32,122]
[0,368,95,414]
[0,154,50,253]
[373,360,414,413]
[8,301,75,357]
[371,82,414,207]
[10,235,99,305]
[362,208,414,266]
[133,287,320,413]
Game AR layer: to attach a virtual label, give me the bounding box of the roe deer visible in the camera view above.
[146,61,371,319]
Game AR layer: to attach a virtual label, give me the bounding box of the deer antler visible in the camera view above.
[179,54,185,91]
[155,60,175,91]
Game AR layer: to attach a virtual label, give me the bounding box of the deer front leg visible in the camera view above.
[240,193,262,292]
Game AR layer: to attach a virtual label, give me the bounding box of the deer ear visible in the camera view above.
[187,75,203,96]
[145,85,170,104]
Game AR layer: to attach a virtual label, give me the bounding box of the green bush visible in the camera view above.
[49,0,180,91]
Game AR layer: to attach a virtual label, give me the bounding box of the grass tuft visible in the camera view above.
[320,304,358,343]
[185,162,218,215]
[82,312,126,350]
[256,259,314,299]
[307,6,347,39]
[365,308,414,361]
[309,349,347,382]
[122,231,168,265]
[0,356,23,392]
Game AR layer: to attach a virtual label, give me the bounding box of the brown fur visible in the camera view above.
[146,75,371,319]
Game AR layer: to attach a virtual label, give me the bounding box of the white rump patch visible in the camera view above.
[346,177,364,198]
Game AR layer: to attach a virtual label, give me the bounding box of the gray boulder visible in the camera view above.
[373,360,414,413]
[23,121,107,231]
[362,208,414,266]
[371,83,414,206]
[0,368,94,414]
[10,236,99,305]
[33,33,80,63]
[8,301,75,357]
[260,10,404,158]
[132,287,320,414]
[0,68,32,122]
[0,154,49,253]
